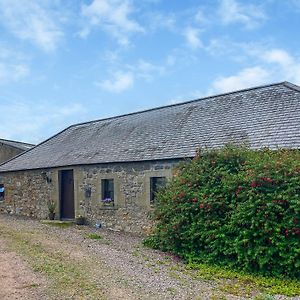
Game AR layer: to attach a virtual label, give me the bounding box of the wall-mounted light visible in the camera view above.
[41,171,52,184]
[85,187,92,198]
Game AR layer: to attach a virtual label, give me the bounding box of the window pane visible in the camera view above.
[101,179,114,205]
[150,177,166,204]
[0,184,4,201]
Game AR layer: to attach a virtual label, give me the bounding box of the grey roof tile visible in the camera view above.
[0,81,300,172]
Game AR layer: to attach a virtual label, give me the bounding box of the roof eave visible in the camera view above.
[0,156,190,174]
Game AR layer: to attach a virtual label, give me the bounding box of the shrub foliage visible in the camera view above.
[145,146,300,278]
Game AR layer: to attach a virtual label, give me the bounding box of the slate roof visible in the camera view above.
[0,81,300,172]
[0,138,34,151]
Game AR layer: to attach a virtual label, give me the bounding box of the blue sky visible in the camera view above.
[0,0,300,144]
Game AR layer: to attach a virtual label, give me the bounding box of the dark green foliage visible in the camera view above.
[144,146,300,278]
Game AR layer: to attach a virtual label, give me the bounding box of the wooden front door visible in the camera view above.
[59,170,75,219]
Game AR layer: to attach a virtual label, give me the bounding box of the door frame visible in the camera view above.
[59,169,75,220]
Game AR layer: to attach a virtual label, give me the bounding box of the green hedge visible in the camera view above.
[144,146,300,278]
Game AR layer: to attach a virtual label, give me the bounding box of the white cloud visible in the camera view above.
[194,9,208,24]
[0,0,63,52]
[103,50,121,64]
[218,0,266,29]
[134,59,165,81]
[166,55,176,66]
[212,66,271,93]
[183,27,203,49]
[98,71,134,93]
[242,45,300,84]
[0,63,29,84]
[146,11,176,31]
[208,46,300,95]
[0,45,30,84]
[80,0,143,46]
[262,48,300,85]
[168,89,207,105]
[0,100,86,144]
[263,49,294,67]
[98,56,168,93]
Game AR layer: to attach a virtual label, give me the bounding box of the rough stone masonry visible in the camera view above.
[0,160,179,234]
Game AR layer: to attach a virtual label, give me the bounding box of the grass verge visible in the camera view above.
[0,225,104,299]
[185,263,300,297]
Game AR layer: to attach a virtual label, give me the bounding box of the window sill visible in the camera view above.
[99,206,118,210]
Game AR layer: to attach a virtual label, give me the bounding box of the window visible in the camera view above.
[101,179,114,206]
[150,177,167,204]
[0,184,4,201]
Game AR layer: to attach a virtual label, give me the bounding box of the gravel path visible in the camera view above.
[0,238,47,300]
[0,214,297,300]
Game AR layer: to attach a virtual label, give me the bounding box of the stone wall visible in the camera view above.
[0,169,53,218]
[0,143,24,164]
[76,161,178,234]
[0,160,180,234]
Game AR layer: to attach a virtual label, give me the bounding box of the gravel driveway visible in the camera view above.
[0,214,297,300]
[0,238,47,300]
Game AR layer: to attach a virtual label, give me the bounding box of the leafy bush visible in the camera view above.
[144,146,300,278]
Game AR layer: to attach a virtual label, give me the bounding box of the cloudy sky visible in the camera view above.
[0,0,300,144]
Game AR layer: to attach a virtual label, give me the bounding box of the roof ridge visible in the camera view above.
[70,81,291,129]
[0,138,35,146]
[282,81,300,92]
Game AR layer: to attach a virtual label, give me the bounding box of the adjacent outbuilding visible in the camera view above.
[0,138,34,164]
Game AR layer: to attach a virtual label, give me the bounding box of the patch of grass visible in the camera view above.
[0,226,104,299]
[156,259,167,265]
[186,263,300,297]
[141,254,150,262]
[253,294,275,300]
[169,270,182,280]
[40,220,73,228]
[209,295,227,300]
[85,233,103,240]
[168,270,189,286]
[166,287,177,294]
[20,283,40,289]
[83,232,111,245]
[132,250,140,257]
[169,264,183,272]
[219,281,253,297]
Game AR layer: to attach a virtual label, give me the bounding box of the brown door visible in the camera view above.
[59,170,75,219]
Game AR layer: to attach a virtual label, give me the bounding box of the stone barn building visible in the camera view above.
[0,82,300,234]
[0,138,34,164]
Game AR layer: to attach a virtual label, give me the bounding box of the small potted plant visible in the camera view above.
[47,200,56,220]
[75,215,85,225]
[101,197,114,207]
